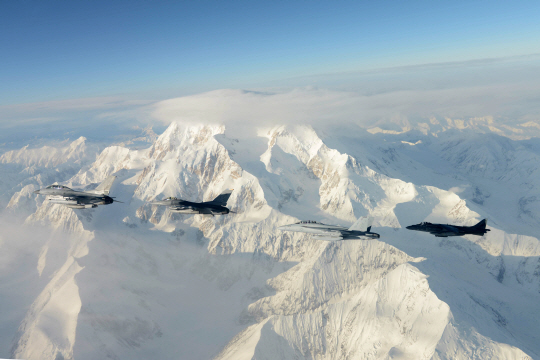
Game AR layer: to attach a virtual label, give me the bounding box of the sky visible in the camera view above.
[2,0,540,105]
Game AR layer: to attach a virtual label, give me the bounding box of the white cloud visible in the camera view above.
[2,55,540,145]
[151,88,362,128]
[150,82,540,135]
[146,55,540,133]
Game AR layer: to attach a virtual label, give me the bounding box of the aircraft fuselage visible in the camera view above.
[153,199,229,215]
[278,222,380,240]
[406,221,490,237]
[34,188,114,208]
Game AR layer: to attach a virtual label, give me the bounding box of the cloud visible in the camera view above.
[0,97,155,148]
[151,88,360,127]
[147,55,540,134]
[2,55,540,145]
[150,84,540,133]
[0,97,153,127]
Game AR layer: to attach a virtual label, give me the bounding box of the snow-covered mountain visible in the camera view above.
[0,137,100,212]
[1,122,540,359]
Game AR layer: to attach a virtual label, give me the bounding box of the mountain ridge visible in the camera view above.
[1,122,539,359]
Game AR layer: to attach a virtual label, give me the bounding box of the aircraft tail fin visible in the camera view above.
[472,218,488,230]
[208,189,233,206]
[349,216,373,232]
[90,175,116,195]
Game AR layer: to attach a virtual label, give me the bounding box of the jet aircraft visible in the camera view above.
[278,216,379,241]
[151,189,234,216]
[33,175,119,209]
[406,218,490,237]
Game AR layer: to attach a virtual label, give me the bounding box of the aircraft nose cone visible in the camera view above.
[406,225,414,230]
[33,190,40,194]
[277,225,289,231]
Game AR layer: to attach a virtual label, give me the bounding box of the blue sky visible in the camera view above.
[1,0,540,104]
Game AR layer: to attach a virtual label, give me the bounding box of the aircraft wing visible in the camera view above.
[150,200,173,206]
[428,224,459,236]
[47,195,76,204]
[151,199,187,206]
[312,232,344,241]
[439,225,459,233]
[312,229,376,241]
[198,208,213,215]
[73,195,103,204]
[47,194,100,205]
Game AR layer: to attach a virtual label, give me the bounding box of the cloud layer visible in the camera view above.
[151,55,540,132]
[2,55,539,145]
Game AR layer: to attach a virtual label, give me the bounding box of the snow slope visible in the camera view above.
[0,137,99,213]
[2,123,540,359]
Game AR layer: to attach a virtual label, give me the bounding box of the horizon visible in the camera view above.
[2,0,540,104]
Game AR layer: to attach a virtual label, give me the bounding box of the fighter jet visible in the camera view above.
[278,216,379,241]
[33,175,119,209]
[150,189,234,216]
[406,218,490,237]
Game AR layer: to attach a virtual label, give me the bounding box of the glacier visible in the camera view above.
[1,121,539,359]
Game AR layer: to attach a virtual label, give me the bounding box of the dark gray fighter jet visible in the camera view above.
[406,219,490,237]
[33,175,119,209]
[151,189,234,216]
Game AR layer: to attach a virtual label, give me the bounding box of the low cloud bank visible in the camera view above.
[2,55,539,144]
[151,55,540,134]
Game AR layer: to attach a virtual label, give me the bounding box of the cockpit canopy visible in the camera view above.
[163,197,178,201]
[419,222,432,225]
[46,185,71,190]
[297,220,321,224]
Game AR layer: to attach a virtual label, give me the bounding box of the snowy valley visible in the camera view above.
[1,121,540,360]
